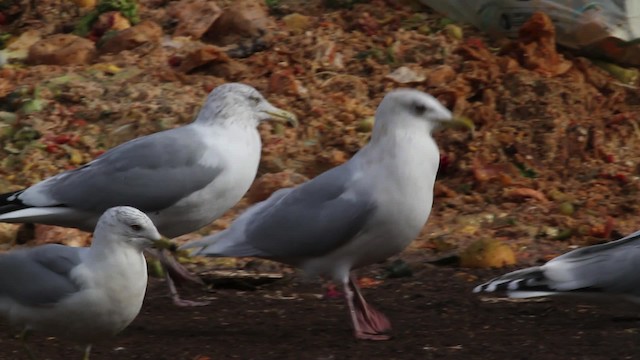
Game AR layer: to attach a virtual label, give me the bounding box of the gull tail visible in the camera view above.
[473,266,558,298]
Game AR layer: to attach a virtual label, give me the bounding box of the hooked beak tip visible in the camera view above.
[448,115,475,133]
[151,237,175,251]
[265,109,299,127]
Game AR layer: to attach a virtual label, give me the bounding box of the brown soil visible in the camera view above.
[2,0,640,359]
[1,261,639,360]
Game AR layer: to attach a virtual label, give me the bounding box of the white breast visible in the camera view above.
[304,131,441,280]
[152,124,262,237]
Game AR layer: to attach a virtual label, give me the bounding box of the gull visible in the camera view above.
[0,82,298,306]
[474,229,640,304]
[0,206,161,360]
[180,89,472,340]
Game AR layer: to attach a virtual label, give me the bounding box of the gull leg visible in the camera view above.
[324,280,343,299]
[18,329,36,360]
[82,344,92,360]
[152,249,211,307]
[164,269,210,307]
[343,275,392,340]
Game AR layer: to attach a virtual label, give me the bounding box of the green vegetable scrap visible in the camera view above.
[515,162,537,178]
[553,228,573,241]
[74,0,140,36]
[558,201,575,216]
[1,86,46,114]
[0,33,11,50]
[401,13,428,30]
[438,17,455,27]
[265,0,280,9]
[592,60,639,85]
[444,24,463,40]
[96,30,120,48]
[20,86,46,114]
[383,259,413,278]
[5,126,40,153]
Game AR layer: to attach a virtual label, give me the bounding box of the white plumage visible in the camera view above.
[0,83,297,306]
[0,206,161,359]
[181,89,472,340]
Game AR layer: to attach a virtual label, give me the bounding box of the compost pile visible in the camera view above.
[0,0,639,268]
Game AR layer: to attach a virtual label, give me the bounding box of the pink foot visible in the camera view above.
[355,332,392,341]
[172,297,211,307]
[352,299,392,339]
[324,283,344,299]
[166,271,210,307]
[345,275,392,340]
[148,248,210,307]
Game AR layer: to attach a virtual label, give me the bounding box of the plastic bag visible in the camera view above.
[420,0,640,66]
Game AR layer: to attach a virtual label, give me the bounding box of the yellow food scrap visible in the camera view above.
[460,238,516,268]
[91,63,123,74]
[74,0,97,9]
[282,13,312,34]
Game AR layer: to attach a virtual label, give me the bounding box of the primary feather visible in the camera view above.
[474,229,640,303]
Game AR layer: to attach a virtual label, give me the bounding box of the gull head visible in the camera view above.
[374,89,474,135]
[195,83,298,127]
[98,206,162,250]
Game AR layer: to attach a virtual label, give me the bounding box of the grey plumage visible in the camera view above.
[181,88,472,339]
[0,83,296,238]
[0,82,297,306]
[11,126,222,215]
[206,164,377,260]
[0,244,82,306]
[0,206,161,359]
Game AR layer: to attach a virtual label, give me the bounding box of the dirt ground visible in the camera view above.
[1,258,640,360]
[2,0,640,359]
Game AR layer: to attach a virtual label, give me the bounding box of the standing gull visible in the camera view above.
[0,82,297,306]
[0,206,161,360]
[180,89,472,340]
[474,229,640,304]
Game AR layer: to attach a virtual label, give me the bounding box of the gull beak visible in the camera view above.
[443,115,475,134]
[263,105,299,127]
[151,237,177,251]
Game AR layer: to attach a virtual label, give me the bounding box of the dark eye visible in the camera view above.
[130,224,142,232]
[249,96,261,104]
[413,103,427,115]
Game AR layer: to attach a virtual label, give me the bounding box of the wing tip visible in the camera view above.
[474,267,551,295]
[0,189,29,215]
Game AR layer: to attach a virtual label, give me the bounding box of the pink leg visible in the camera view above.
[344,275,392,340]
[324,281,344,299]
[164,270,210,307]
[150,249,211,307]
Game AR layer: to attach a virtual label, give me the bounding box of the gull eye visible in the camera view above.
[249,96,261,105]
[130,224,142,232]
[413,103,427,116]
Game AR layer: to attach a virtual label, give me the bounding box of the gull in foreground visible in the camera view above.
[0,206,161,360]
[474,230,640,304]
[0,82,297,306]
[181,89,472,340]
